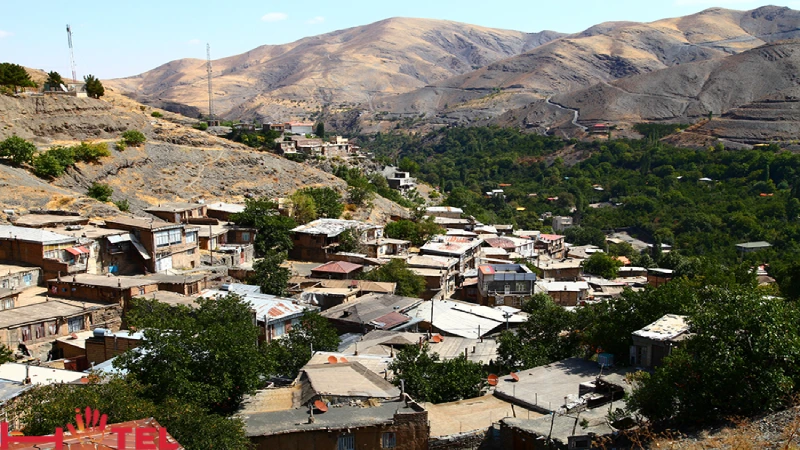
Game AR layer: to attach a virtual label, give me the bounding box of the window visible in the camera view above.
[47,322,57,336]
[44,250,58,259]
[382,432,396,448]
[168,229,182,245]
[185,232,197,243]
[155,231,170,247]
[139,287,146,295]
[516,282,526,292]
[513,298,522,307]
[1,298,13,310]
[20,326,31,342]
[504,285,511,294]
[187,248,196,255]
[34,323,45,339]
[23,273,33,286]
[68,316,84,333]
[337,434,355,450]
[241,232,250,242]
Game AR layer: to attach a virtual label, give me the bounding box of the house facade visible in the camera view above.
[104,217,200,273]
[0,226,84,279]
[477,264,537,307]
[290,219,383,263]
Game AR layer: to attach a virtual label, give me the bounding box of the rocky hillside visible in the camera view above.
[106,18,562,122]
[491,39,800,143]
[367,6,800,131]
[0,93,406,223]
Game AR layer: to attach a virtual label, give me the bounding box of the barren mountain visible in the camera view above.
[491,39,800,144]
[0,93,407,223]
[365,6,800,129]
[106,18,562,122]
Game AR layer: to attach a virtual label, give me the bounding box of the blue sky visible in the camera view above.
[0,1,795,79]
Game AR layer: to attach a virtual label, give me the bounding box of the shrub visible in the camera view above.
[114,199,130,212]
[71,142,110,163]
[87,182,113,202]
[115,141,126,151]
[151,111,163,118]
[193,122,208,131]
[32,153,66,178]
[121,130,146,147]
[0,136,36,166]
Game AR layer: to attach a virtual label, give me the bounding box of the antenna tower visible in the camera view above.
[206,43,214,121]
[66,24,77,82]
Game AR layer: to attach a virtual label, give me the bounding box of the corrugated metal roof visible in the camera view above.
[291,219,380,237]
[0,225,77,245]
[632,314,689,341]
[311,261,363,274]
[407,300,523,339]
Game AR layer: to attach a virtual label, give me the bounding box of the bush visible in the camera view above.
[87,182,113,202]
[150,111,163,118]
[0,136,36,166]
[32,153,66,178]
[121,130,146,147]
[71,142,110,163]
[114,199,130,212]
[193,122,208,131]
[115,141,126,151]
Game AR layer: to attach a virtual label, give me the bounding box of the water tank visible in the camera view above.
[93,328,109,338]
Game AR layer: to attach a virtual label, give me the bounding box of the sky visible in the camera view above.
[0,0,797,79]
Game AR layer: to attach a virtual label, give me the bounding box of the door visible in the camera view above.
[155,256,173,272]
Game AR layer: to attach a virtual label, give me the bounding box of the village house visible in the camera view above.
[46,274,159,309]
[205,202,245,221]
[363,237,410,258]
[552,216,574,233]
[0,301,95,361]
[477,264,537,308]
[103,217,200,273]
[309,261,364,280]
[536,280,590,306]
[535,234,566,258]
[647,268,675,287]
[0,264,42,310]
[11,212,89,229]
[407,254,459,300]
[323,136,354,158]
[38,223,139,276]
[407,299,527,339]
[289,219,383,263]
[202,284,312,341]
[483,236,536,259]
[382,167,416,192]
[241,397,429,450]
[144,202,208,223]
[432,216,474,230]
[321,293,424,334]
[420,235,483,273]
[294,279,396,310]
[0,225,85,280]
[536,258,583,281]
[425,206,463,220]
[631,314,690,368]
[285,122,315,135]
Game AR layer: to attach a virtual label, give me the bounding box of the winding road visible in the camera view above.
[546,96,587,132]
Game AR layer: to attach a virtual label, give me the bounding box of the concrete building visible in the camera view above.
[363,238,410,259]
[0,301,94,361]
[535,234,566,259]
[420,235,483,273]
[537,258,583,281]
[477,264,537,307]
[425,206,463,220]
[0,225,83,279]
[551,216,574,233]
[383,167,416,192]
[0,264,42,310]
[631,314,690,368]
[285,122,315,135]
[104,217,200,273]
[205,202,246,221]
[537,280,590,306]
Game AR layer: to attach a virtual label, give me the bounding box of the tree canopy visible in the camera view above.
[83,74,104,98]
[0,135,36,166]
[384,218,443,247]
[231,197,297,255]
[0,62,35,92]
[582,252,622,279]
[388,344,484,403]
[361,259,426,297]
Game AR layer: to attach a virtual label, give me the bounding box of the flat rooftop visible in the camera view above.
[426,395,541,438]
[144,202,204,213]
[0,301,87,329]
[48,274,156,289]
[12,214,88,228]
[0,362,86,385]
[0,225,77,245]
[0,263,40,275]
[241,399,419,437]
[104,216,181,231]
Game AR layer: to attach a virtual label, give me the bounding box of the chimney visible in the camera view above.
[23,365,31,385]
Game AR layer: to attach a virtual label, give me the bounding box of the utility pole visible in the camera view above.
[66,25,77,82]
[206,43,214,123]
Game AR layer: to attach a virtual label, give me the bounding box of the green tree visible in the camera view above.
[6,376,251,450]
[32,152,66,178]
[0,135,36,166]
[300,187,343,219]
[361,259,425,297]
[398,157,420,174]
[83,74,104,98]
[231,197,297,255]
[315,122,325,138]
[289,190,318,224]
[116,294,265,414]
[121,130,146,146]
[44,71,64,90]
[496,294,578,371]
[582,252,622,279]
[0,63,35,92]
[627,286,800,424]
[263,311,340,377]
[250,251,291,296]
[388,344,484,403]
[86,182,113,202]
[384,218,443,247]
[564,226,607,247]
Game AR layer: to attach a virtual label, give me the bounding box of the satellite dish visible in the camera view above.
[432,334,442,343]
[327,355,338,364]
[314,400,328,413]
[487,374,499,386]
[339,357,348,363]
[511,372,520,382]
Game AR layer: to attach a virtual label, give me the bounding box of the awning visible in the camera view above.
[129,235,152,261]
[106,234,131,244]
[66,246,89,256]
